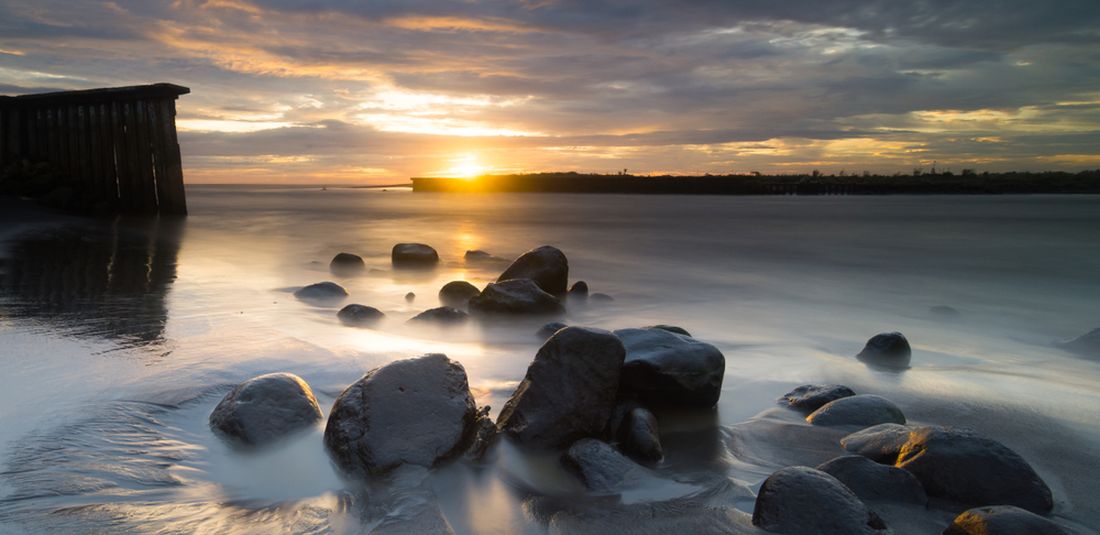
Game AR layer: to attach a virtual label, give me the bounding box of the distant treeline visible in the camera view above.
[411,170,1100,195]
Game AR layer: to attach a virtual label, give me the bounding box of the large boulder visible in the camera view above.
[840,423,912,463]
[615,328,725,408]
[338,304,385,327]
[468,279,565,317]
[392,243,439,268]
[438,280,480,308]
[1056,327,1100,358]
[780,384,856,413]
[806,394,906,428]
[894,427,1053,513]
[209,373,323,448]
[944,505,1067,535]
[856,332,912,369]
[324,354,477,476]
[497,327,626,448]
[294,281,348,302]
[330,252,365,275]
[498,245,569,296]
[561,438,662,493]
[816,455,927,504]
[751,466,888,534]
[408,306,469,326]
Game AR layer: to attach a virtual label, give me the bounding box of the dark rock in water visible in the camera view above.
[468,279,565,316]
[840,423,913,463]
[944,505,1067,535]
[615,328,725,408]
[537,321,568,340]
[894,427,1053,514]
[780,384,856,412]
[1056,327,1100,357]
[330,252,365,274]
[806,394,906,428]
[369,501,457,535]
[464,249,496,262]
[392,243,439,268]
[438,280,480,308]
[644,324,691,336]
[816,455,927,504]
[590,292,614,302]
[337,304,385,327]
[324,354,477,476]
[498,245,569,296]
[856,332,912,369]
[210,373,323,448]
[561,438,661,493]
[405,292,416,302]
[929,305,960,318]
[616,405,663,463]
[752,466,888,534]
[497,327,626,448]
[464,405,498,461]
[409,306,470,326]
[294,281,348,301]
[568,280,588,301]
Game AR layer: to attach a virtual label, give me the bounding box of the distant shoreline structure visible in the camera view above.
[412,170,1100,195]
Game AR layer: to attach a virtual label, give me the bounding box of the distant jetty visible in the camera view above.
[412,171,1100,195]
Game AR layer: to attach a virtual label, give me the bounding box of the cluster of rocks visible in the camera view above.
[754,381,1065,534]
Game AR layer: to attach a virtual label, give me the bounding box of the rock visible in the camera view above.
[615,328,725,408]
[806,394,906,428]
[895,427,1053,513]
[324,354,477,476]
[405,292,416,302]
[438,280,480,308]
[392,243,439,268]
[330,252,365,274]
[294,281,348,302]
[468,279,565,316]
[929,305,960,318]
[369,502,457,535]
[751,466,888,534]
[840,423,912,463]
[856,332,912,369]
[338,304,385,327]
[816,455,927,504]
[498,245,569,296]
[497,327,626,448]
[464,405,498,461]
[464,249,495,262]
[590,293,614,302]
[616,406,663,463]
[780,384,856,412]
[568,280,589,301]
[537,321,568,340]
[944,505,1067,535]
[1056,327,1100,357]
[561,438,662,493]
[644,324,691,337]
[409,306,470,326]
[209,373,323,448]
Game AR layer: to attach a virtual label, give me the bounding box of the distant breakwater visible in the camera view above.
[412,171,1100,195]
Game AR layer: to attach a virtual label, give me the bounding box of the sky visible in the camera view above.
[2,1,1100,184]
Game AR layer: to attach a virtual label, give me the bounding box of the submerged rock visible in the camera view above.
[616,405,663,463]
[330,252,365,274]
[468,279,565,316]
[840,423,912,463]
[438,280,480,308]
[568,280,589,301]
[1056,327,1100,358]
[806,394,906,428]
[405,292,416,302]
[392,243,439,268]
[895,427,1054,513]
[944,505,1067,535]
[294,281,348,301]
[337,304,385,327]
[324,354,477,476]
[856,332,912,369]
[816,455,927,504]
[209,373,323,448]
[780,384,856,412]
[464,249,496,262]
[562,438,661,493]
[497,245,569,296]
[615,328,725,408]
[645,324,691,337]
[497,327,626,448]
[537,321,568,340]
[752,466,888,534]
[409,306,469,326]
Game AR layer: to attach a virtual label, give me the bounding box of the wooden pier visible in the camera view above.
[0,83,190,215]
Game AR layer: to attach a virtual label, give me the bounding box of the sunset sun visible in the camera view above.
[448,154,486,179]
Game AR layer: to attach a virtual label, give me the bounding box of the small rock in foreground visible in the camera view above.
[780,384,856,412]
[561,438,663,493]
[392,243,439,268]
[409,306,469,326]
[469,279,565,316]
[752,466,888,534]
[330,252,365,274]
[840,423,912,463]
[943,505,1067,535]
[294,281,348,302]
[616,405,663,463]
[438,280,481,308]
[856,331,912,369]
[806,394,906,428]
[338,304,385,327]
[816,455,927,505]
[210,372,323,449]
